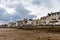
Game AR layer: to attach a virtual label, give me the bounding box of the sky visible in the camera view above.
[0,0,60,24]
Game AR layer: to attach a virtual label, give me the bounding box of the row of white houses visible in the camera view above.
[1,11,60,27]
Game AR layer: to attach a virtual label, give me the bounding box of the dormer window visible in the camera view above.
[59,17,60,19]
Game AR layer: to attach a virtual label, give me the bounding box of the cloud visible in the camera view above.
[0,0,36,24]
[5,8,16,14]
[32,0,41,5]
[15,4,29,16]
[32,0,52,8]
[0,8,5,15]
[25,0,60,18]
[0,0,60,24]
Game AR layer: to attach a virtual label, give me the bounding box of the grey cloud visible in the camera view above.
[0,8,5,15]
[0,8,8,21]
[0,0,36,23]
[14,4,31,20]
[27,15,36,19]
[32,0,53,9]
[0,4,36,22]
[32,0,41,5]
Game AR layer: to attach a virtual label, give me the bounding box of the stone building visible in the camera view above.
[8,22,16,27]
[32,19,40,26]
[0,24,8,28]
[22,18,28,26]
[40,12,60,25]
[17,19,33,27]
[17,21,23,27]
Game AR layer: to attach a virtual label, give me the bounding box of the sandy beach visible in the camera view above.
[0,28,59,40]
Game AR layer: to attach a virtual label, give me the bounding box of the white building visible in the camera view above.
[40,12,60,25]
[17,19,33,26]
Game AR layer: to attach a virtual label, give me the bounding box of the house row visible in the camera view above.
[1,11,60,28]
[7,19,33,27]
[16,19,33,27]
[40,12,60,25]
[7,18,41,27]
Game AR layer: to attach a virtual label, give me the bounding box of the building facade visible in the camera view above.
[40,12,60,25]
[8,22,16,27]
[32,19,40,26]
[6,11,60,27]
[17,19,33,27]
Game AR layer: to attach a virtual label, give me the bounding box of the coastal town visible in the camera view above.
[0,11,60,28]
[0,11,60,40]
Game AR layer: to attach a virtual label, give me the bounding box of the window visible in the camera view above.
[52,18,56,20]
[49,20,58,23]
[48,13,51,16]
[59,17,60,19]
